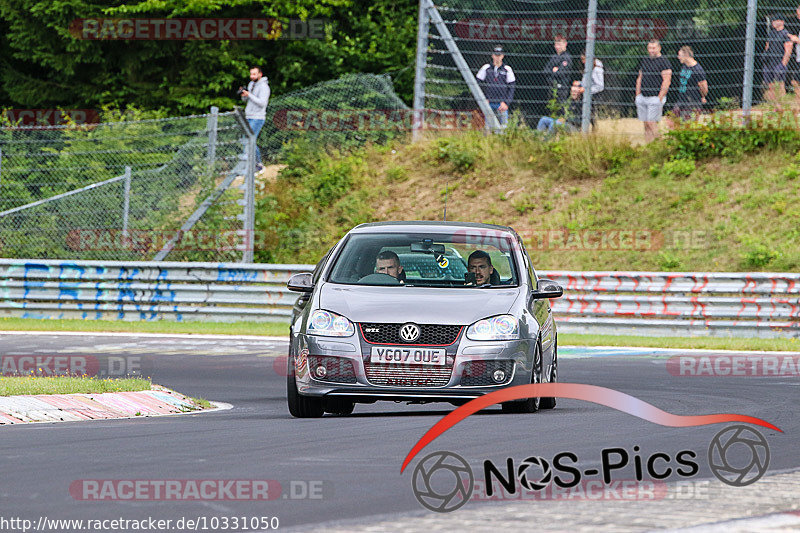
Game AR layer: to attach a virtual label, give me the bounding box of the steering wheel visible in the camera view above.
[357,273,402,285]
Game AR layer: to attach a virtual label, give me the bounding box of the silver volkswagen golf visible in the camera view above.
[286,221,563,417]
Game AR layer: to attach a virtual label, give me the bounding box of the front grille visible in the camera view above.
[360,323,463,346]
[364,363,453,387]
[460,360,515,386]
[307,355,357,384]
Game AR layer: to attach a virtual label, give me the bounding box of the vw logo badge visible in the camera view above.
[399,323,421,343]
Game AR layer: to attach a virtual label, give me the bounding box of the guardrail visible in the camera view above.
[1,259,799,338]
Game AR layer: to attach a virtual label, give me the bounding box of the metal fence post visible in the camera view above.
[424,0,501,132]
[122,166,131,239]
[412,0,430,142]
[0,147,3,192]
[243,134,256,263]
[581,0,599,133]
[742,0,758,121]
[207,106,218,176]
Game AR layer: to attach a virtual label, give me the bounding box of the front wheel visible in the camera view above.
[501,343,542,414]
[287,356,324,418]
[540,340,557,410]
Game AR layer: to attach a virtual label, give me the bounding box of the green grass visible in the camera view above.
[0,318,288,336]
[251,118,800,272]
[561,334,800,352]
[3,317,798,352]
[0,376,152,396]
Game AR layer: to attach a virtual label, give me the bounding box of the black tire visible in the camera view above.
[324,398,355,415]
[501,342,542,414]
[287,356,324,418]
[540,340,558,410]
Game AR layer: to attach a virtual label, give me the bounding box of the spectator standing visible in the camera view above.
[476,45,516,126]
[784,7,800,104]
[763,14,793,102]
[581,51,605,97]
[579,51,604,128]
[673,46,708,120]
[241,66,270,169]
[544,35,573,105]
[635,39,672,143]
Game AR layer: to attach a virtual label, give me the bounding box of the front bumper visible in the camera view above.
[295,334,535,401]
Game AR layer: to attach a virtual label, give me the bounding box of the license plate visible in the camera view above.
[370,347,446,365]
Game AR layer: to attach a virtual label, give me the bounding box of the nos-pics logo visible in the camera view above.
[411,424,770,513]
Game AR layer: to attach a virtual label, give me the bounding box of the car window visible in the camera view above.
[326,232,519,287]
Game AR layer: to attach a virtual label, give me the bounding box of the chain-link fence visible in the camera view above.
[416,0,800,133]
[0,73,409,262]
[0,112,249,262]
[259,73,410,160]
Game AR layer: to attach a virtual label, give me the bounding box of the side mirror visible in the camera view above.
[287,272,314,293]
[531,278,563,299]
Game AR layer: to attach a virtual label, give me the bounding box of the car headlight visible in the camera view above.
[307,310,355,337]
[466,315,519,341]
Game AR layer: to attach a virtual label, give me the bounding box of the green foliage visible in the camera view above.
[740,240,780,269]
[654,158,696,178]
[433,137,480,172]
[254,138,371,263]
[385,165,408,183]
[657,251,684,270]
[666,111,800,160]
[0,0,416,113]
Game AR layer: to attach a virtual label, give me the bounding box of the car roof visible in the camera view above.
[350,221,516,234]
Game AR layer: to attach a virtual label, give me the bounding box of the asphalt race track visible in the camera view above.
[1,332,799,532]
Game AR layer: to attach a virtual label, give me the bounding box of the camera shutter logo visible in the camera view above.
[411,451,473,513]
[400,323,421,343]
[708,425,770,487]
[517,456,553,491]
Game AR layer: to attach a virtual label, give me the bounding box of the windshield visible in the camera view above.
[327,232,519,287]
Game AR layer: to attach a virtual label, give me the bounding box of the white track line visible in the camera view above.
[0,331,288,341]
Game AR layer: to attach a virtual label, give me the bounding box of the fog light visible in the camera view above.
[492,369,506,383]
[314,365,327,378]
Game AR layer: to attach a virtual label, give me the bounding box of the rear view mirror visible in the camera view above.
[287,272,314,293]
[531,278,563,299]
[410,241,446,254]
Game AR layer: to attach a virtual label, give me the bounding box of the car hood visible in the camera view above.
[318,283,521,325]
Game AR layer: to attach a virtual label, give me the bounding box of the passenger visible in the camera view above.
[375,250,405,281]
[467,250,498,285]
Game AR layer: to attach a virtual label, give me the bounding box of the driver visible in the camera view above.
[375,250,405,281]
[467,250,495,285]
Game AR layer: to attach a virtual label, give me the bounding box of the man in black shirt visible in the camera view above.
[763,14,793,102]
[635,39,672,142]
[544,34,573,105]
[673,46,708,120]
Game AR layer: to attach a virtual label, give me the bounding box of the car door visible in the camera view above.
[518,235,555,368]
